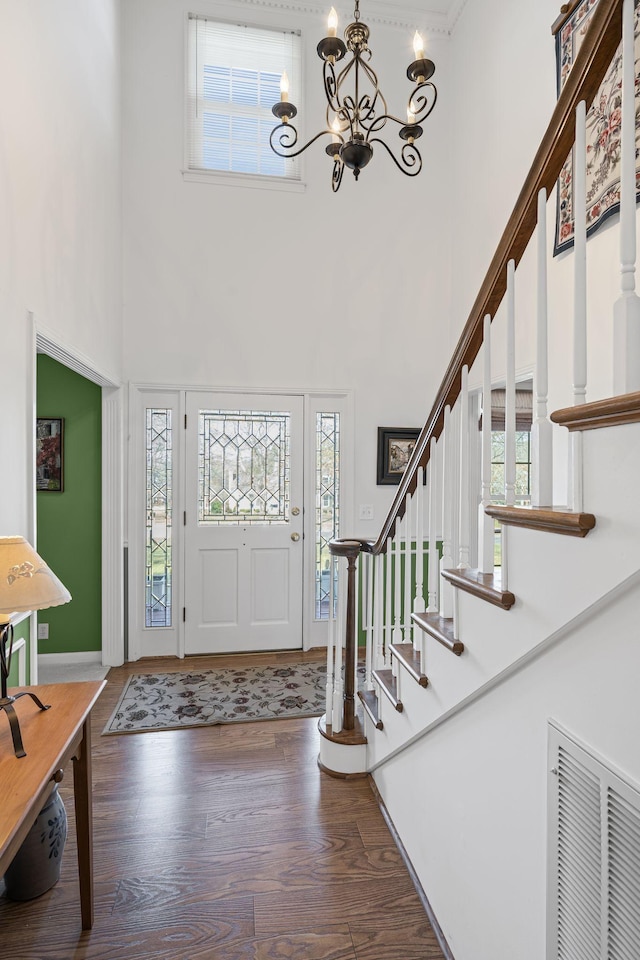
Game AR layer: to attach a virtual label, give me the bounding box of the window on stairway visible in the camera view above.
[487,386,533,566]
[185,15,302,183]
[316,412,340,619]
[145,408,173,627]
[490,430,532,504]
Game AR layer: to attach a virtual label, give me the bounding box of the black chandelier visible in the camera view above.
[270,1,437,192]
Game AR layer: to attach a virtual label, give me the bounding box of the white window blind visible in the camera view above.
[548,723,640,959]
[186,15,301,181]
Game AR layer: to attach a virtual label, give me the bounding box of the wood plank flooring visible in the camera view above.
[0,651,445,960]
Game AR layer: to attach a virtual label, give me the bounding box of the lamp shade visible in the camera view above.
[0,536,71,616]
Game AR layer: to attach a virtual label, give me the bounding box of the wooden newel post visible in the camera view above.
[329,538,363,732]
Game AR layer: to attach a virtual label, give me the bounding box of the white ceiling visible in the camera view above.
[337,0,468,35]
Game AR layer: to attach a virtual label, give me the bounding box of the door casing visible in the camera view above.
[127,384,353,661]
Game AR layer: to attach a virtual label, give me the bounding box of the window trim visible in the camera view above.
[183,12,305,190]
[181,167,306,192]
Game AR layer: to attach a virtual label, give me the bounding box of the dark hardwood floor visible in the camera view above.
[0,651,445,959]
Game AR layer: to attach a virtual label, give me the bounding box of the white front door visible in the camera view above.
[184,393,304,654]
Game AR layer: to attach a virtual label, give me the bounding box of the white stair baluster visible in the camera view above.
[450,400,460,570]
[478,315,494,573]
[413,466,426,614]
[403,494,413,643]
[531,188,553,507]
[571,99,587,512]
[505,259,516,508]
[458,364,471,569]
[614,0,640,394]
[384,540,392,665]
[373,553,384,676]
[364,552,373,690]
[440,404,454,619]
[325,552,336,724]
[427,437,439,612]
[392,527,402,645]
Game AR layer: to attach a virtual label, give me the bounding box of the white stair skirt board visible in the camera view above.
[318,717,368,776]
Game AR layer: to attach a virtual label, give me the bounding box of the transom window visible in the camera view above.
[186,15,302,181]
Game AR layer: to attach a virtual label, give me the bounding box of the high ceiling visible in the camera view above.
[345,0,468,34]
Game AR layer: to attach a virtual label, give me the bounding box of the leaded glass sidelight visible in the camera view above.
[145,409,172,627]
[316,412,340,619]
[198,410,291,523]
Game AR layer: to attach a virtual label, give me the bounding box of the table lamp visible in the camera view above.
[0,536,71,758]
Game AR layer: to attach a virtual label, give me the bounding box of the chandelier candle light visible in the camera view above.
[271,1,437,191]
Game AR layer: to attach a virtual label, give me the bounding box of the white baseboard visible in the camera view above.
[38,651,103,666]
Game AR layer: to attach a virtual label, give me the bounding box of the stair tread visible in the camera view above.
[372,668,404,712]
[358,689,384,729]
[441,568,515,610]
[551,391,640,432]
[411,613,464,655]
[390,643,429,686]
[485,504,595,538]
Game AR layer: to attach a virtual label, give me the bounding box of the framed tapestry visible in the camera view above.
[553,0,640,256]
[36,418,64,492]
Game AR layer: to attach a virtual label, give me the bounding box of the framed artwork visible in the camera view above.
[36,418,64,492]
[377,427,420,485]
[553,0,640,256]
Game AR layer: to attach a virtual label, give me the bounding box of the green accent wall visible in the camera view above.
[7,617,30,686]
[357,540,443,646]
[36,356,101,653]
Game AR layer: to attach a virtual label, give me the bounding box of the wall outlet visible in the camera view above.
[37,623,49,640]
[359,504,374,521]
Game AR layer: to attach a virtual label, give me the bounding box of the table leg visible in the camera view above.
[72,718,94,930]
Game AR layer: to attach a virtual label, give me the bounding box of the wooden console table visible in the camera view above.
[0,680,105,929]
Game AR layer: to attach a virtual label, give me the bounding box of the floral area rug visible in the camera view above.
[103,662,338,735]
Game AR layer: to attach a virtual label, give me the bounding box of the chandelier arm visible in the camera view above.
[369,137,423,176]
[338,96,358,138]
[356,94,383,128]
[270,125,342,160]
[331,159,344,192]
[323,60,341,112]
[364,83,437,134]
[408,82,438,121]
[366,111,407,134]
[358,57,383,103]
[326,56,357,113]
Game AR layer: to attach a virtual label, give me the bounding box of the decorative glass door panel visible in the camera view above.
[185,393,303,654]
[198,410,290,524]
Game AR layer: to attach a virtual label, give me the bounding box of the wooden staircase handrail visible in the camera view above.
[369,0,623,555]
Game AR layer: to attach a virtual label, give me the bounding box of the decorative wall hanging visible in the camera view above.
[377,427,420,485]
[553,0,640,256]
[36,418,64,492]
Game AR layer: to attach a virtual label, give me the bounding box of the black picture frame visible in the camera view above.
[36,418,64,492]
[377,427,420,485]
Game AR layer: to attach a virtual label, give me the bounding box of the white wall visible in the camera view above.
[121,0,454,532]
[0,0,123,535]
[376,567,640,960]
